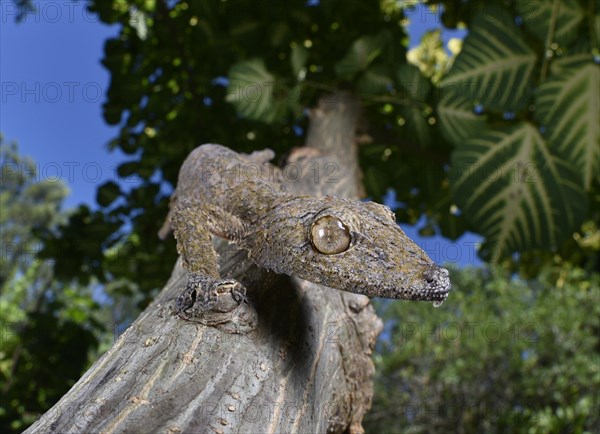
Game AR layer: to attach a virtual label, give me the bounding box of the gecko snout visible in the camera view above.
[422,266,451,304]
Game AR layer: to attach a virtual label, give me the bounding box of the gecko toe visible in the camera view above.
[209,279,248,312]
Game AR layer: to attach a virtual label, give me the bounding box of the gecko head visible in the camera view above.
[250,196,451,304]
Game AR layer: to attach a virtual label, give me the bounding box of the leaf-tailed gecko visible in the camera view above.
[163,144,451,319]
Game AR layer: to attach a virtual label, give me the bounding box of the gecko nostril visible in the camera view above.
[424,266,451,291]
[424,270,436,283]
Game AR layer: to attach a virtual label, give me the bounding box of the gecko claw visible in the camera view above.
[210,279,247,313]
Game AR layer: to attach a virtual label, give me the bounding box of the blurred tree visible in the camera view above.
[0,138,68,288]
[365,264,600,434]
[0,139,105,433]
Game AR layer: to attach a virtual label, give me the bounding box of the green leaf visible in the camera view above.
[437,210,468,241]
[594,11,600,49]
[117,161,139,178]
[270,22,290,47]
[396,64,431,101]
[437,88,487,147]
[536,62,600,189]
[406,29,450,83]
[440,9,536,111]
[516,0,583,47]
[96,181,121,207]
[226,58,288,123]
[357,64,392,95]
[451,122,586,259]
[334,33,385,77]
[395,65,432,147]
[129,6,148,40]
[551,47,594,75]
[397,106,432,148]
[290,45,309,79]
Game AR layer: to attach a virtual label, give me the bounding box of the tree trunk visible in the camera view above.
[25,93,383,434]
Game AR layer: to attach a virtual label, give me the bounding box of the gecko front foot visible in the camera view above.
[176,273,248,319]
[175,273,257,333]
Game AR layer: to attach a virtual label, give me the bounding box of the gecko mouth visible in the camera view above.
[377,265,451,304]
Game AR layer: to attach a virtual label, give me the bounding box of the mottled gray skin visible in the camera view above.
[167,144,451,319]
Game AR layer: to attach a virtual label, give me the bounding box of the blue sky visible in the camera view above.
[1,0,123,209]
[1,1,480,267]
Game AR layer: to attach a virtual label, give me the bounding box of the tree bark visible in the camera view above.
[25,93,382,434]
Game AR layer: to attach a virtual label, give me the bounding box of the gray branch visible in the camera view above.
[26,92,382,434]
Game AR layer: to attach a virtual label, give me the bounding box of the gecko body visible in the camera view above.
[168,144,451,318]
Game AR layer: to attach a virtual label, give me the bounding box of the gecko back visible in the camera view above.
[160,144,285,238]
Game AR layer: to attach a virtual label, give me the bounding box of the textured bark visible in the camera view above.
[26,93,383,434]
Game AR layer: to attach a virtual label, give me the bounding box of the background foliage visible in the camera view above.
[1,0,598,432]
[366,264,599,433]
[0,139,103,432]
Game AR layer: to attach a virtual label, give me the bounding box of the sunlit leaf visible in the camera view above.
[451,122,586,259]
[406,29,450,83]
[128,5,149,40]
[335,33,385,77]
[226,58,289,123]
[440,9,536,111]
[536,62,600,189]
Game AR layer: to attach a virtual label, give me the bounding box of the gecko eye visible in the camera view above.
[310,216,351,255]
